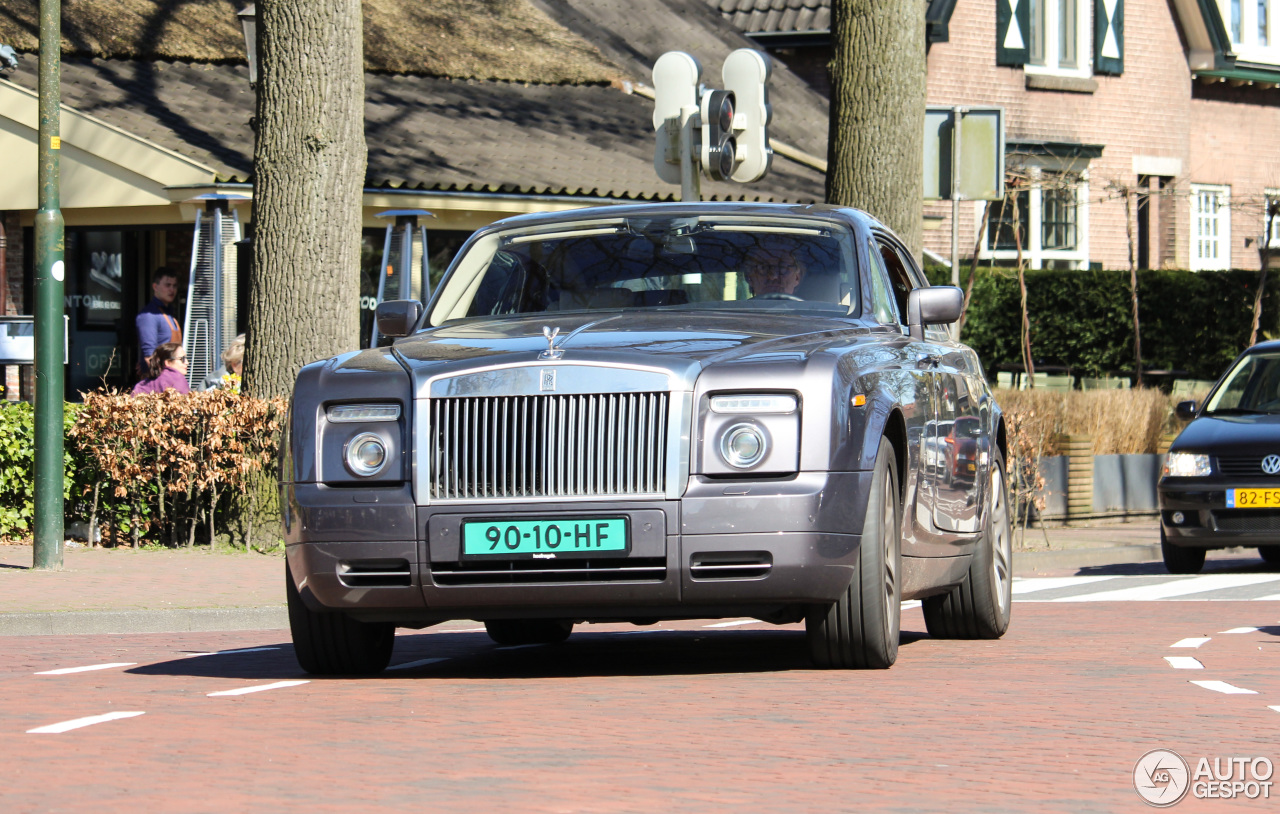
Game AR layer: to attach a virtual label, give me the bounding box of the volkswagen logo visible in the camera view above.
[1263,455,1280,475]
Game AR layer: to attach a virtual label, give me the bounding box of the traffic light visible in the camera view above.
[651,51,702,186]
[721,48,773,183]
[699,90,736,181]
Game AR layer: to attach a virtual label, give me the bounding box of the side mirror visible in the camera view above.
[1175,400,1198,421]
[907,286,963,340]
[375,300,423,339]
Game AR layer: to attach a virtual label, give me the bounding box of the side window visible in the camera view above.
[865,247,898,325]
[873,237,915,325]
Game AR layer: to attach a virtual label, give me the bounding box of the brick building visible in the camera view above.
[714,0,1280,272]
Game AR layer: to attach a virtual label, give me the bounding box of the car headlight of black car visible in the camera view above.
[1163,452,1211,478]
[701,393,800,475]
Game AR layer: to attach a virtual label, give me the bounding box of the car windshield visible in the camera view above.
[1204,351,1280,414]
[428,214,858,325]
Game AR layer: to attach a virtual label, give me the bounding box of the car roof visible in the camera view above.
[478,201,873,232]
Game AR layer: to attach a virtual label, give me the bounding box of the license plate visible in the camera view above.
[462,517,629,558]
[1226,488,1280,508]
[966,462,976,472]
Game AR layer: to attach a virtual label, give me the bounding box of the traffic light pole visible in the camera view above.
[678,105,700,203]
[33,0,65,570]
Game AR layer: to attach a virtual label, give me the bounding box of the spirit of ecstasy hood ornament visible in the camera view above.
[540,326,564,360]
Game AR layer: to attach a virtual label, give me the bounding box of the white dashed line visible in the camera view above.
[386,657,450,671]
[901,600,922,610]
[1270,706,1280,714]
[207,680,309,697]
[185,647,281,658]
[1164,657,1204,669]
[1190,680,1258,695]
[27,711,145,734]
[1220,627,1260,634]
[1059,574,1280,602]
[1011,576,1115,594]
[1253,594,1280,601]
[36,662,135,675]
[1171,638,1211,648]
[704,620,757,628]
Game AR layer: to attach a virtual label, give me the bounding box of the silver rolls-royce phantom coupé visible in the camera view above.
[282,202,1012,673]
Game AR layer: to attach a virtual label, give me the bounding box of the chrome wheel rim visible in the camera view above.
[882,473,899,625]
[989,465,1012,614]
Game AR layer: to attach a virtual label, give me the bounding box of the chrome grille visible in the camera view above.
[428,392,669,500]
[1216,455,1280,477]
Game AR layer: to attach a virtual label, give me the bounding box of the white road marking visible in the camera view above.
[1171,638,1211,648]
[185,647,280,658]
[1011,576,1115,595]
[386,657,450,671]
[1270,706,1280,714]
[28,711,145,734]
[1253,594,1280,601]
[207,680,309,697]
[901,600,922,610]
[1220,627,1260,634]
[1055,574,1280,602]
[704,620,757,628]
[1164,657,1204,669]
[1190,680,1258,695]
[36,662,135,675]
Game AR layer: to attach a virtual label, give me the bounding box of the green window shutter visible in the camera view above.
[996,0,1030,65]
[1094,0,1124,75]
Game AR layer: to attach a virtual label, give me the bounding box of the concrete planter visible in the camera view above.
[1028,450,1162,520]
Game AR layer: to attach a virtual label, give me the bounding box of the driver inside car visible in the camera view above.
[744,247,807,297]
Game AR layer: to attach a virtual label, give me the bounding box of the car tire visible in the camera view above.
[1258,545,1280,564]
[806,436,901,669]
[1161,529,1206,574]
[923,448,1013,640]
[485,619,574,646]
[286,562,395,675]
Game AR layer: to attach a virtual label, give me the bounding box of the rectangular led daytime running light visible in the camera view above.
[710,394,797,414]
[327,404,401,423]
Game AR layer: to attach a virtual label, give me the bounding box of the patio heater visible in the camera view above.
[370,209,435,346]
[183,194,247,387]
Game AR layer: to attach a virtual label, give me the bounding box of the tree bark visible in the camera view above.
[1125,188,1143,387]
[244,0,366,400]
[825,0,926,257]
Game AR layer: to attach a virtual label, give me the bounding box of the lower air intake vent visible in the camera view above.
[338,559,412,588]
[689,551,773,581]
[1213,510,1280,533]
[431,557,666,586]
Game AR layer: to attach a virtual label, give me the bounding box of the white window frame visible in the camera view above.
[1266,188,1280,249]
[1025,0,1093,78]
[978,164,1091,270]
[1221,0,1280,63]
[1190,183,1232,271]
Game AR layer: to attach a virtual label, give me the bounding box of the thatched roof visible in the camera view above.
[0,0,621,83]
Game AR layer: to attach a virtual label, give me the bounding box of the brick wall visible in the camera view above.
[922,0,1280,272]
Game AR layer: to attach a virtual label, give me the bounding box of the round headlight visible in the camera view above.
[720,423,767,469]
[345,432,388,477]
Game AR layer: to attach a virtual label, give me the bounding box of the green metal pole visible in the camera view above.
[33,0,64,570]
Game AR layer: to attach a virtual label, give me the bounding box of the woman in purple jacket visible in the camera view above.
[131,342,191,396]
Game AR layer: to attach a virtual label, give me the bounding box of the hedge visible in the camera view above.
[948,267,1278,381]
[0,390,286,546]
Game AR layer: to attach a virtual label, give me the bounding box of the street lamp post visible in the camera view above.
[33,0,64,570]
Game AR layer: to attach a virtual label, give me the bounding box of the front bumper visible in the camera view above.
[283,471,872,623]
[1159,477,1280,548]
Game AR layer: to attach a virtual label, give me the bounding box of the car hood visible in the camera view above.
[1173,412,1280,455]
[391,311,871,396]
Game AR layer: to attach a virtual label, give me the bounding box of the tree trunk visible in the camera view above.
[1251,202,1277,346]
[1125,188,1143,387]
[244,0,366,400]
[956,205,992,337]
[826,0,926,257]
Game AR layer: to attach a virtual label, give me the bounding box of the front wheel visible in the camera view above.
[806,436,901,669]
[1257,545,1280,565]
[1161,529,1206,574]
[287,562,395,675]
[923,448,1013,639]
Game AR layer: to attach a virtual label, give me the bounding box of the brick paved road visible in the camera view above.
[2,603,1277,813]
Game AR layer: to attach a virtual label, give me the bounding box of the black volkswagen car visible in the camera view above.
[1159,340,1280,573]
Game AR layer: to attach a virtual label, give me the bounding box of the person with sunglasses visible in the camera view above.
[131,341,191,395]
